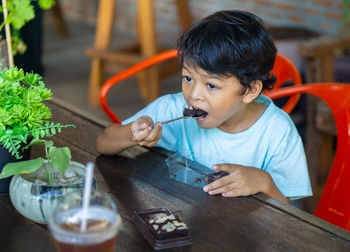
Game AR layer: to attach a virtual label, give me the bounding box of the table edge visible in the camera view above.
[254,193,350,240]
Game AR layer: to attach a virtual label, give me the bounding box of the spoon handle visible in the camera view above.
[133,116,190,134]
[160,116,189,125]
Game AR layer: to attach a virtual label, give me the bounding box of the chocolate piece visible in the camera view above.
[194,177,201,184]
[133,208,192,250]
[147,214,188,240]
[208,171,229,184]
[183,107,208,117]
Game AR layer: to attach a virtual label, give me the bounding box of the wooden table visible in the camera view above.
[0,98,349,251]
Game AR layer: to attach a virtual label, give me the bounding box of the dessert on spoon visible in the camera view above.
[134,107,208,133]
[160,107,208,125]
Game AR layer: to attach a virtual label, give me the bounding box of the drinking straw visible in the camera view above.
[80,162,94,232]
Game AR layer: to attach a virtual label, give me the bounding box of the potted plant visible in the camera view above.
[0,66,71,190]
[1,138,96,224]
[0,66,95,223]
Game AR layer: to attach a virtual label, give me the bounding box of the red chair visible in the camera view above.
[100,50,302,124]
[268,83,350,231]
[264,53,302,114]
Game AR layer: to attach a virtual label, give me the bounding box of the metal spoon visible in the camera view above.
[133,115,202,134]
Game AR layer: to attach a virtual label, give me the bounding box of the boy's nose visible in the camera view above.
[190,83,204,101]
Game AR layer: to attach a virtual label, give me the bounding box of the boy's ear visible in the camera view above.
[242,80,263,103]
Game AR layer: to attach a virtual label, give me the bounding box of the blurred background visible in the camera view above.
[39,0,349,121]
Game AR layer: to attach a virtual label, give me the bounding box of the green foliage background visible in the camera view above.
[0,0,55,54]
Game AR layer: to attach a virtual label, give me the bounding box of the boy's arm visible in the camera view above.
[96,116,162,155]
[96,123,135,155]
[203,164,289,203]
[258,170,288,203]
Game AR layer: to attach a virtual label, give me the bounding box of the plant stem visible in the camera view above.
[47,159,54,185]
[1,0,14,67]
[44,143,53,185]
[43,162,49,184]
[52,161,54,185]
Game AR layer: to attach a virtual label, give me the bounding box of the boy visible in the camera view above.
[96,10,312,203]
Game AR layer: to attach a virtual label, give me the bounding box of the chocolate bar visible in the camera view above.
[133,208,192,250]
[147,214,188,240]
[183,107,208,117]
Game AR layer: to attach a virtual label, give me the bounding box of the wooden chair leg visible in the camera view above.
[88,59,105,106]
[88,0,115,106]
[137,0,159,101]
[175,0,192,32]
[52,0,69,37]
[320,54,334,82]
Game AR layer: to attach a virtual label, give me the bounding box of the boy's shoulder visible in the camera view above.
[256,95,297,133]
[154,93,186,112]
[122,93,185,125]
[157,92,185,103]
[257,95,290,118]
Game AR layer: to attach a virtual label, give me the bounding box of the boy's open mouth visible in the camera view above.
[183,107,208,119]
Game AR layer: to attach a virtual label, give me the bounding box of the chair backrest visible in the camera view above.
[265,53,303,113]
[267,83,350,231]
[100,50,178,124]
[100,50,302,123]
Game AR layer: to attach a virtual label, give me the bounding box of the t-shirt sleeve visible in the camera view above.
[264,116,312,200]
[122,93,184,152]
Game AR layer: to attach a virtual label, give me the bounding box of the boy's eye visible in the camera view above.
[207,83,217,90]
[182,76,192,82]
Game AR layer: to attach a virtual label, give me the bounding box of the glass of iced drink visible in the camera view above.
[48,191,122,252]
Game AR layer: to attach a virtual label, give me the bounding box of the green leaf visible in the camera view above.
[12,125,28,137]
[0,123,5,137]
[49,147,71,174]
[23,72,43,86]
[23,138,53,150]
[7,0,35,29]
[0,158,44,179]
[38,0,55,10]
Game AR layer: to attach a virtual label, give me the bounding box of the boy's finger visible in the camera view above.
[133,116,154,134]
[144,123,162,142]
[139,122,151,129]
[132,126,152,141]
[212,163,239,173]
[203,174,235,192]
[133,122,153,133]
[138,125,162,147]
[207,183,234,195]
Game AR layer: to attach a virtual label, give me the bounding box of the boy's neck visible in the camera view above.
[218,102,267,134]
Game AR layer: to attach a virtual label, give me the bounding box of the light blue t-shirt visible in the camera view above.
[123,93,312,199]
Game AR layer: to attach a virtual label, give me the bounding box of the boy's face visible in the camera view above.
[181,63,249,131]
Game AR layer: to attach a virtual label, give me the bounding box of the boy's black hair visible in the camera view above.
[177,10,277,93]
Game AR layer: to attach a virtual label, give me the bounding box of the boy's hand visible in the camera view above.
[131,116,162,147]
[203,164,271,197]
